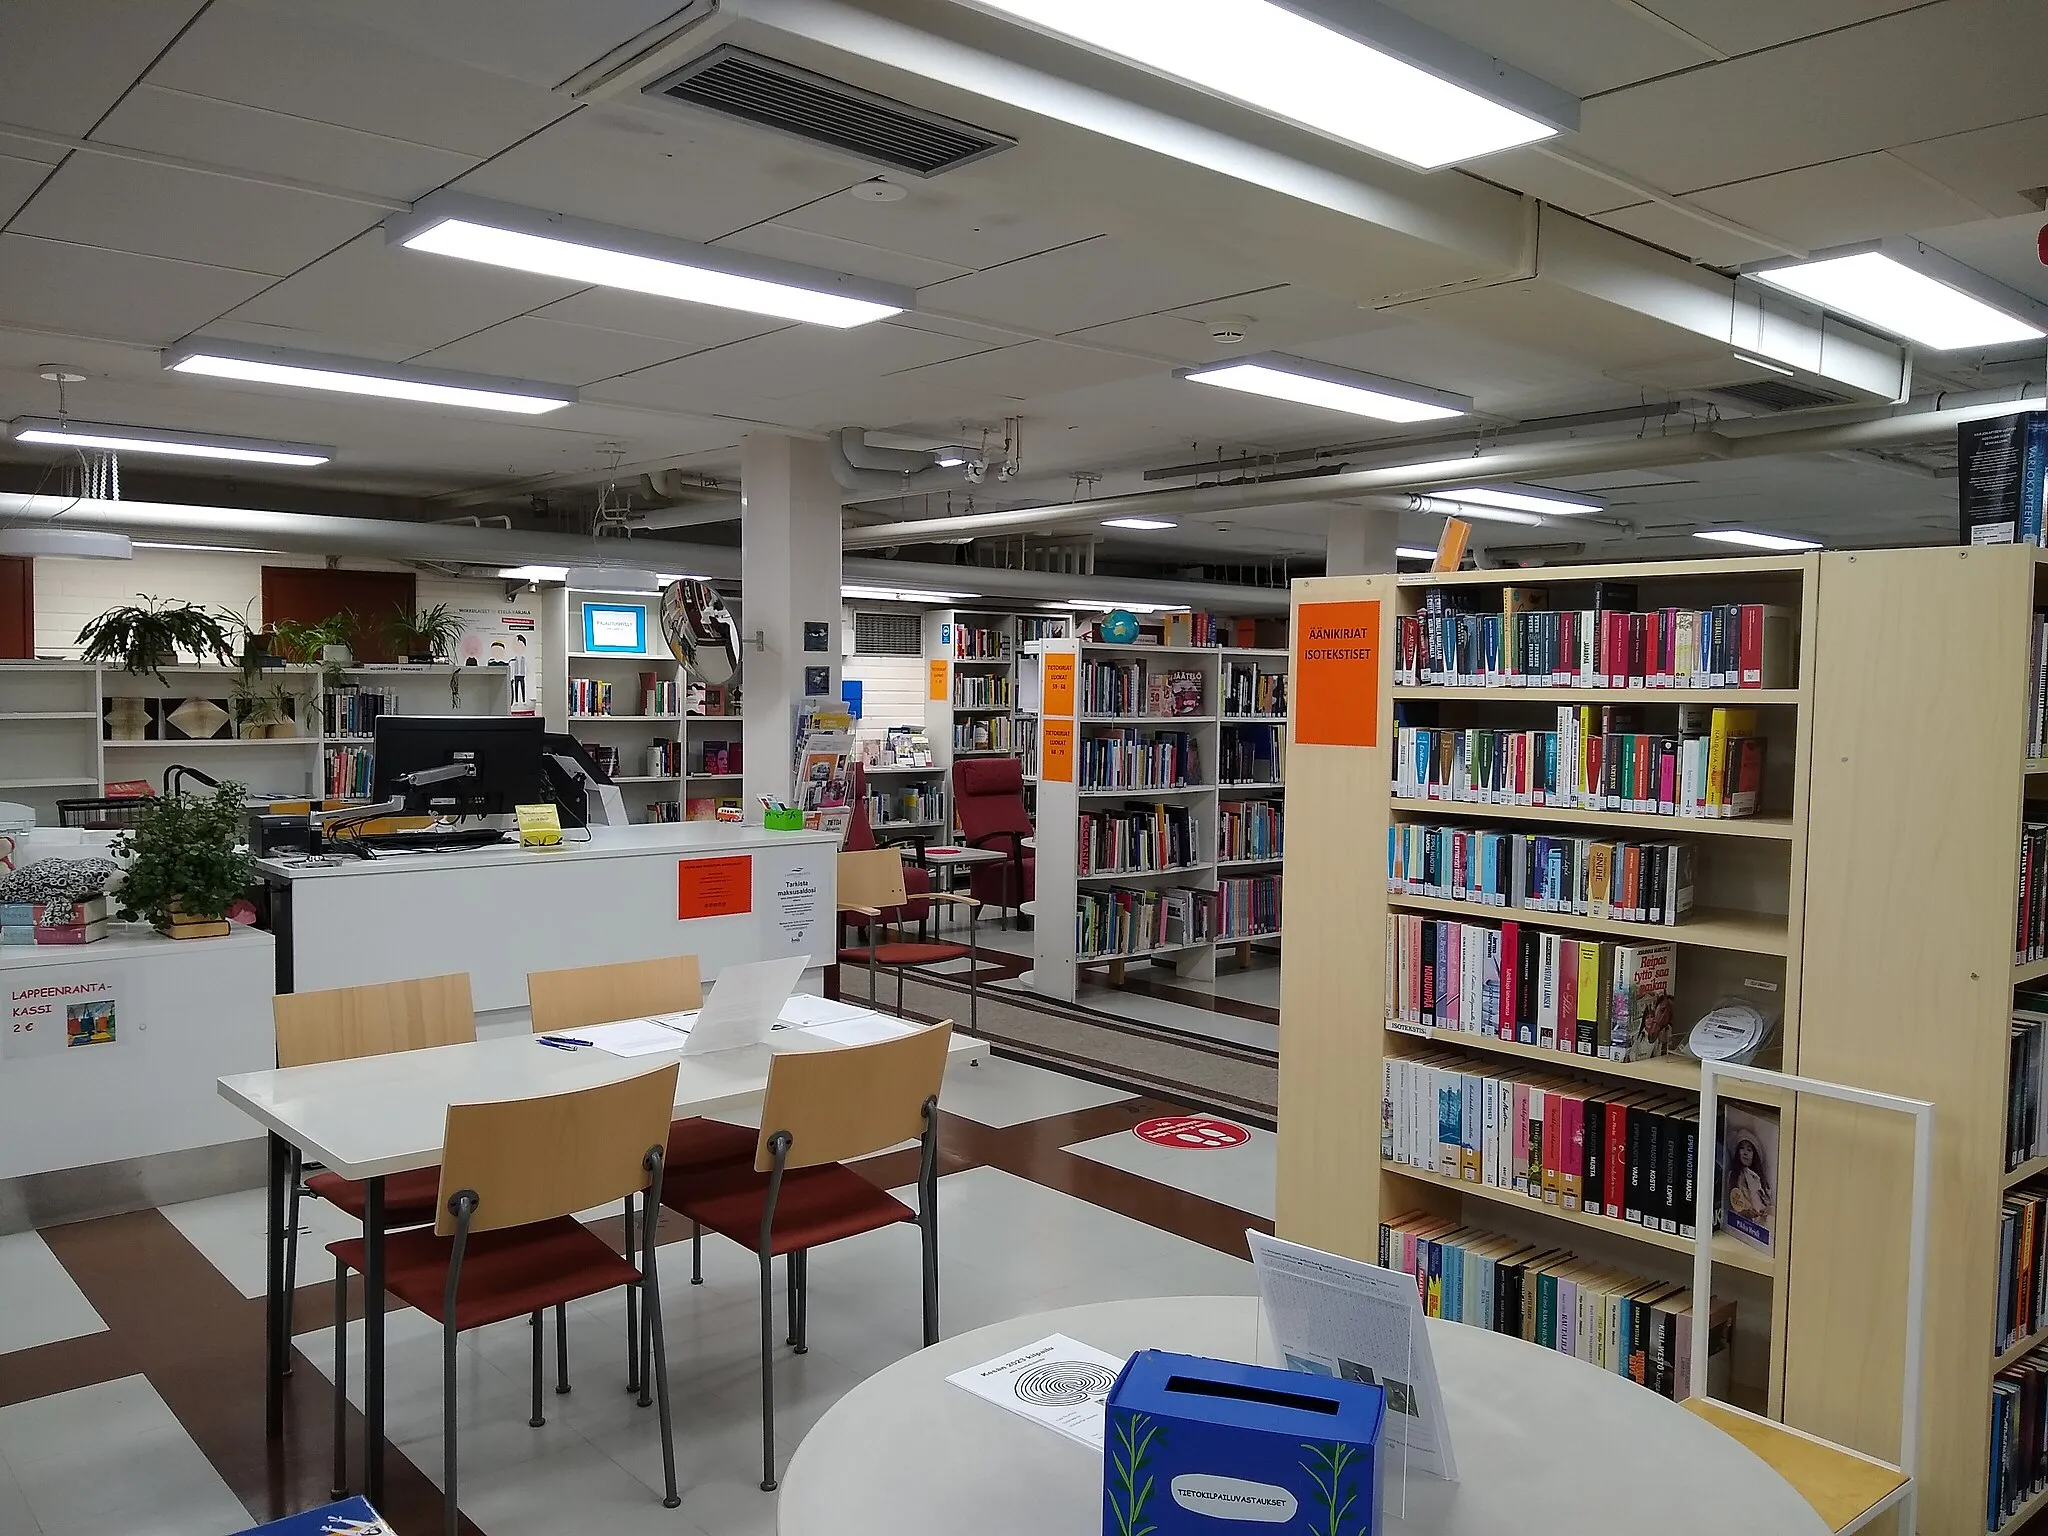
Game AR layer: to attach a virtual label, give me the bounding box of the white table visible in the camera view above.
[919,844,1012,929]
[777,1295,1828,1536]
[219,1015,986,1504]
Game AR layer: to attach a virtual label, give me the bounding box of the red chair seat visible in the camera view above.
[837,941,969,968]
[669,1165,914,1258]
[329,1216,640,1332]
[668,1116,758,1175]
[306,1166,445,1227]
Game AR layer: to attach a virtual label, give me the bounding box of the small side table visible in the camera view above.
[917,844,1009,930]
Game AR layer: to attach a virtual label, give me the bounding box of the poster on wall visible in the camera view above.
[4,969,124,1059]
[447,603,539,711]
[753,843,826,955]
[1294,599,1381,749]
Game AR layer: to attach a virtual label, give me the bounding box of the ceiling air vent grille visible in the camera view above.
[1715,379,1847,412]
[853,611,922,656]
[646,45,1013,177]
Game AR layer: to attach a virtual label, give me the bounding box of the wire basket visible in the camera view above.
[56,796,152,831]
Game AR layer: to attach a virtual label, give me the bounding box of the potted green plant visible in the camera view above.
[271,613,356,687]
[111,783,254,938]
[231,677,301,739]
[385,603,464,665]
[74,598,237,682]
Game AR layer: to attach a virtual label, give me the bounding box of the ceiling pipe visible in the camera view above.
[0,495,1288,611]
[828,427,973,496]
[844,386,2046,549]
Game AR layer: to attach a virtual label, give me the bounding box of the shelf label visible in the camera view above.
[1386,1018,1434,1040]
[1295,599,1381,748]
[928,659,948,702]
[1042,718,1074,783]
[678,854,752,921]
[1043,652,1076,718]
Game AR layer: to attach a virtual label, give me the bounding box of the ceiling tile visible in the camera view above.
[1683,152,1994,251]
[883,340,1155,401]
[262,0,691,87]
[0,233,270,343]
[409,317,694,387]
[1589,201,1786,266]
[917,236,1264,337]
[1892,115,2048,219]
[1919,212,2048,305]
[0,0,204,138]
[1579,0,2048,191]
[1630,0,1925,56]
[450,105,860,245]
[713,222,970,290]
[1461,147,1642,217]
[1063,285,1379,365]
[1376,0,1709,94]
[147,1,570,156]
[11,154,378,277]
[92,85,480,201]
[599,322,998,411]
[223,230,582,350]
[0,155,53,227]
[776,182,1102,272]
[526,289,787,351]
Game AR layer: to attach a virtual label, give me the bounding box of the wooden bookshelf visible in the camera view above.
[1279,555,1817,1436]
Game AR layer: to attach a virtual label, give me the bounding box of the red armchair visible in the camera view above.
[951,757,1034,923]
[843,763,934,933]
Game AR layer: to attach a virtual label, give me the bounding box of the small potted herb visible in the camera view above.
[385,603,464,665]
[75,598,237,682]
[112,783,254,938]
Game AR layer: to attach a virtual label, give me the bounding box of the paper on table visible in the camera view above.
[799,1015,919,1047]
[777,994,875,1027]
[550,1017,692,1058]
[944,1333,1127,1451]
[683,954,811,1056]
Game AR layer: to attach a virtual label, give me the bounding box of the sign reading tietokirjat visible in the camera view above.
[1294,599,1381,748]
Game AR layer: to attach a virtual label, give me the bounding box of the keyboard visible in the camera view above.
[345,826,511,856]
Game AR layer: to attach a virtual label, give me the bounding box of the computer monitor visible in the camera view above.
[372,716,546,817]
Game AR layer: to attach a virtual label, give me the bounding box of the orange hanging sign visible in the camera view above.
[678,854,753,920]
[1294,600,1381,748]
[1043,652,1076,717]
[928,659,948,701]
[1042,718,1075,783]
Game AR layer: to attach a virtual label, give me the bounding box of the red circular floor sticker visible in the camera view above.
[1133,1115,1250,1149]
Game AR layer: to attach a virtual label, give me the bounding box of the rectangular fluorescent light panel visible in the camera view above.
[965,0,1566,168]
[1694,529,1821,552]
[840,585,980,602]
[1182,355,1468,423]
[1439,484,1600,517]
[1752,252,2044,351]
[165,342,573,415]
[498,566,569,582]
[393,197,907,329]
[1102,517,1177,530]
[1396,546,1438,561]
[10,417,330,467]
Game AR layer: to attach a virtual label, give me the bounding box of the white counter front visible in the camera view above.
[1,924,276,1182]
[258,823,838,1015]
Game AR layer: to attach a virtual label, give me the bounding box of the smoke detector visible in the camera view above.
[852,179,908,203]
[1204,315,1253,345]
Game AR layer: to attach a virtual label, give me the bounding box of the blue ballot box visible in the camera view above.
[1103,1350,1385,1536]
[233,1496,392,1535]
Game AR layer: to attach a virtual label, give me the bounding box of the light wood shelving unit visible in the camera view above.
[1279,555,1818,1436]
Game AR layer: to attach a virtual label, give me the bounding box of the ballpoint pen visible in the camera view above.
[536,1036,587,1050]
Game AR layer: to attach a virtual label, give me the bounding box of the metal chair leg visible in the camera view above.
[968,906,980,1037]
[330,1256,348,1499]
[283,1150,302,1373]
[643,1208,681,1508]
[441,1195,474,1536]
[785,1252,798,1345]
[691,1220,704,1285]
[554,1302,570,1395]
[623,1195,641,1397]
[757,1248,778,1492]
[442,1310,461,1536]
[528,1310,545,1427]
[897,965,906,1017]
[793,1251,809,1354]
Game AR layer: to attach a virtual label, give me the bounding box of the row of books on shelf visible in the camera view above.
[645,738,682,777]
[1216,874,1280,939]
[953,625,1010,660]
[1019,616,1066,644]
[637,674,680,715]
[1219,725,1283,785]
[643,801,683,823]
[1220,662,1285,717]
[1078,660,1204,716]
[954,717,1017,753]
[1075,884,1213,958]
[696,739,740,775]
[2007,1005,2048,1174]
[1398,583,1795,690]
[1386,911,1678,1062]
[1019,719,1039,778]
[325,744,373,799]
[1389,821,1697,928]
[322,688,393,739]
[954,675,1013,709]
[2020,824,2048,964]
[581,742,620,778]
[1382,1052,1780,1256]
[569,679,625,716]
[870,785,942,827]
[864,727,934,770]
[1999,1181,2048,1356]
[1078,730,1198,791]
[2032,610,2048,758]
[1992,1347,2048,1532]
[1379,1214,1734,1403]
[1078,802,1202,874]
[1218,799,1283,862]
[1392,707,1766,820]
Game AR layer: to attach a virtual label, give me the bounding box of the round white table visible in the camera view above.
[778,1295,1827,1536]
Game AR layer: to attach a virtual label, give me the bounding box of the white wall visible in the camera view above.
[841,603,928,745]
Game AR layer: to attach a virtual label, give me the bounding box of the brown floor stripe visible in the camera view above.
[0,1326,134,1410]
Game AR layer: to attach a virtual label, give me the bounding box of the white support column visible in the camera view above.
[741,433,842,820]
[1325,502,1400,575]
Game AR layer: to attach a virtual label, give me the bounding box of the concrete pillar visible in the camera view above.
[740,433,842,820]
[1325,501,1400,575]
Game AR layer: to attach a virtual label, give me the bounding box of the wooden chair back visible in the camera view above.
[527,955,704,1033]
[274,973,476,1069]
[837,848,910,913]
[435,1063,680,1236]
[756,1019,952,1171]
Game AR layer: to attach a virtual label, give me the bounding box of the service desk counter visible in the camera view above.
[1,923,276,1227]
[257,823,837,1024]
